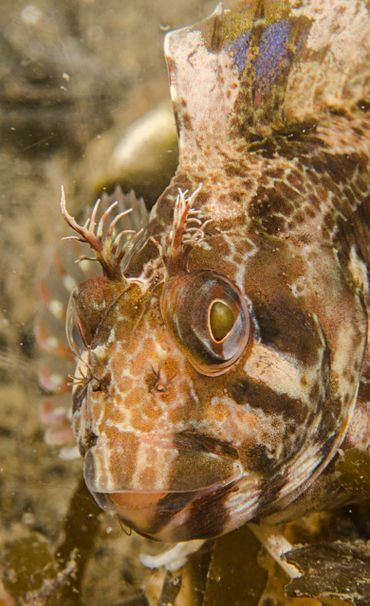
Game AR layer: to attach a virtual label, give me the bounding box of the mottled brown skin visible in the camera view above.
[66,1,369,542]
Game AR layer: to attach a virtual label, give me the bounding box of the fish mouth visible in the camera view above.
[83,429,242,493]
[91,471,244,542]
[82,430,244,539]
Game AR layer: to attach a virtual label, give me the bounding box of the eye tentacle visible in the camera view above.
[89,196,103,231]
[166,184,207,273]
[60,186,137,281]
[74,254,99,265]
[106,208,133,238]
[96,200,119,237]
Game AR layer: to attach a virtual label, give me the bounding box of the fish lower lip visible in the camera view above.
[90,473,241,536]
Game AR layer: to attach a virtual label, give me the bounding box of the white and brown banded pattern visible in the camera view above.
[59,1,369,541]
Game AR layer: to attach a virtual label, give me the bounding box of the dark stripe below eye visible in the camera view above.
[251,299,321,366]
[230,377,308,423]
[174,431,239,459]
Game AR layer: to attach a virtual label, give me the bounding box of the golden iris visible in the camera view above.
[209,300,235,342]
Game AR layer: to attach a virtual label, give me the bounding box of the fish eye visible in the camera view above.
[161,271,250,376]
[70,321,86,353]
[65,277,124,356]
[209,300,236,342]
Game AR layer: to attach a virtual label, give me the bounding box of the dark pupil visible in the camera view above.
[209,301,235,341]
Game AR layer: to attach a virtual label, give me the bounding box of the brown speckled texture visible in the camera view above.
[0,1,369,605]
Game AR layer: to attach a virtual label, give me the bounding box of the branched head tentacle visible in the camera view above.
[165,184,210,274]
[60,186,138,281]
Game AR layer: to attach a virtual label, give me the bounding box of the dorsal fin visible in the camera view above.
[99,186,148,234]
[164,0,370,162]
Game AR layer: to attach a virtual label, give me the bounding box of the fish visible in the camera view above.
[39,0,369,543]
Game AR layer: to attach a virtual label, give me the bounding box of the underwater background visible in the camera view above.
[0,1,369,605]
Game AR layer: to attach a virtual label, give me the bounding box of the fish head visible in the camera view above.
[63,186,352,542]
[65,223,252,540]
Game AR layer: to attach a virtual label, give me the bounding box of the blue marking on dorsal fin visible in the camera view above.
[254,19,292,100]
[226,32,251,75]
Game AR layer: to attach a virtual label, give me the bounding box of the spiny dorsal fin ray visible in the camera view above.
[98,186,148,234]
[165,0,370,161]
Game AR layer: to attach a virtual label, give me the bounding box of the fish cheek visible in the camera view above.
[229,380,302,477]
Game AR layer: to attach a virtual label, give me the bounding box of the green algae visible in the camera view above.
[336,449,370,500]
[2,478,101,606]
[203,525,267,606]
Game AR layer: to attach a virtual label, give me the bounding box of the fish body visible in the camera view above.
[45,0,369,542]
